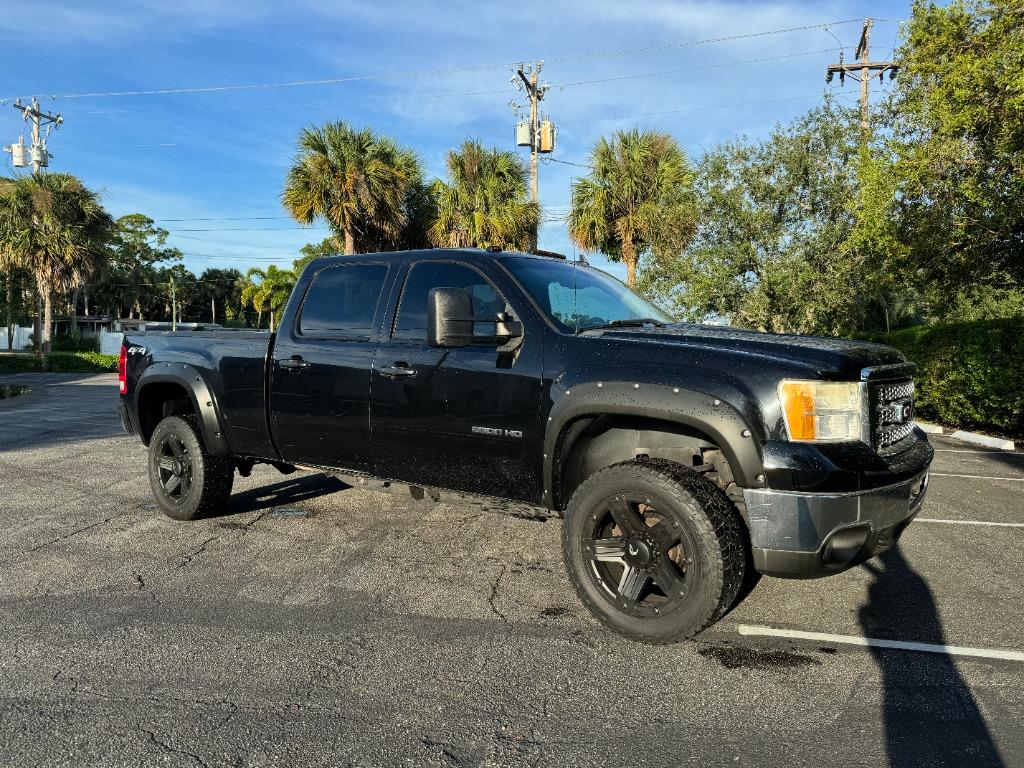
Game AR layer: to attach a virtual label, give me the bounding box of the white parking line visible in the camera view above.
[934,449,1024,455]
[916,518,1024,528]
[931,472,1024,481]
[736,625,1024,661]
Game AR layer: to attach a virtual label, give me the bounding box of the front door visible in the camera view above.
[270,261,390,470]
[370,259,542,502]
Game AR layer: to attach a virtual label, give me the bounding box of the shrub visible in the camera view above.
[873,319,1024,438]
[0,354,40,373]
[52,331,100,352]
[46,352,119,373]
[0,351,119,373]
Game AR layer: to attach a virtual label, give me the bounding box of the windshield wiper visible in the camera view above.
[576,318,666,334]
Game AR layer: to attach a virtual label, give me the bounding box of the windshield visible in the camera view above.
[503,256,672,333]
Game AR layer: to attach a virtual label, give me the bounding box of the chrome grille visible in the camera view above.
[871,379,915,452]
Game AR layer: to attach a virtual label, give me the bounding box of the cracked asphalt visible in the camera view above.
[2,373,1023,767]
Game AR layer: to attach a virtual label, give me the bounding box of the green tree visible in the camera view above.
[282,121,423,255]
[883,0,1024,296]
[92,214,182,320]
[428,139,539,251]
[193,268,242,324]
[0,173,113,356]
[293,236,342,274]
[569,129,695,286]
[639,102,919,335]
[241,265,296,331]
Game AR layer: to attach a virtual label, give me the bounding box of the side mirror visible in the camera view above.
[428,287,474,348]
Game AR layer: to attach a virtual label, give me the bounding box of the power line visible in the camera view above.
[165,226,331,232]
[544,19,876,64]
[64,91,856,152]
[554,48,835,89]
[3,18,898,103]
[559,90,857,125]
[541,157,594,170]
[67,49,840,119]
[156,216,291,222]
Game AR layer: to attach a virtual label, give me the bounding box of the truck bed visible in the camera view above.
[124,329,276,458]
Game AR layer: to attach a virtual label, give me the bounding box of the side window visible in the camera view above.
[298,263,388,339]
[393,262,503,342]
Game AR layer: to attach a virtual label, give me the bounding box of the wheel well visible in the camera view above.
[554,415,746,516]
[137,381,196,445]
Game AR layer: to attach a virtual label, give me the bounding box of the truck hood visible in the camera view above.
[588,323,906,379]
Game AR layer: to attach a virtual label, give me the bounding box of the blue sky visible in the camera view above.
[0,0,909,281]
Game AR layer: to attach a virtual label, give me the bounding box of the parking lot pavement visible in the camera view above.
[2,373,1022,768]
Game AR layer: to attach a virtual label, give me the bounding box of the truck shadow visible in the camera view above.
[858,545,1004,767]
[216,473,351,517]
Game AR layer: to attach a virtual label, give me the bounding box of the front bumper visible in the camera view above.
[742,470,929,578]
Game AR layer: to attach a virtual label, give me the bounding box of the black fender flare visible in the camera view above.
[543,381,766,507]
[135,363,231,456]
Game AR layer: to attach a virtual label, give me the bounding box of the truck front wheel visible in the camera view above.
[562,459,747,643]
[147,415,234,521]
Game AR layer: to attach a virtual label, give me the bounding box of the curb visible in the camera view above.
[916,421,1017,451]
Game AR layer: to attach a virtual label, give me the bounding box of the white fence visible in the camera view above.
[4,326,33,350]
[98,330,124,355]
[3,326,124,354]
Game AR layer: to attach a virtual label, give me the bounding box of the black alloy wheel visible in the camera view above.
[584,494,697,618]
[155,432,193,502]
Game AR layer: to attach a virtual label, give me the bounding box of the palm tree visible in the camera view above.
[0,174,113,356]
[429,139,539,251]
[282,121,422,255]
[568,129,695,286]
[241,265,296,331]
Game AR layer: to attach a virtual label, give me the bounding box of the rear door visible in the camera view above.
[370,258,543,502]
[269,260,390,470]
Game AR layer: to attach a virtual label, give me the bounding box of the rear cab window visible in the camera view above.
[298,263,388,340]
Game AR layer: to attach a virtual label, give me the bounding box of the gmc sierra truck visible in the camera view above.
[119,248,932,642]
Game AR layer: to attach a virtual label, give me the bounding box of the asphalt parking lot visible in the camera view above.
[2,372,1022,768]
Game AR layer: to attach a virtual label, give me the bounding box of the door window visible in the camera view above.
[298,263,388,339]
[393,262,504,342]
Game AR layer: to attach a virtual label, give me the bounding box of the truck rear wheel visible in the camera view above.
[147,415,234,521]
[562,459,746,643]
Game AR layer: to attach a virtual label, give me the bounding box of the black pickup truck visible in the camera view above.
[119,248,932,642]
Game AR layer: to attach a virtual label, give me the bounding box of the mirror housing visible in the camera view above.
[428,288,525,349]
[428,287,474,348]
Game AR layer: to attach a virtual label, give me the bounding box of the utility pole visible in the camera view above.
[825,18,898,133]
[169,276,177,331]
[513,62,553,201]
[5,98,62,173]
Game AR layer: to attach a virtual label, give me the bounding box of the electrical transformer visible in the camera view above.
[515,121,532,147]
[31,145,48,168]
[539,121,556,153]
[10,139,26,168]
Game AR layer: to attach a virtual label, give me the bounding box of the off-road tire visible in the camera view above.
[148,415,234,521]
[700,449,761,608]
[562,458,746,643]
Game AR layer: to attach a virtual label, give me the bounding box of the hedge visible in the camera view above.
[0,351,119,374]
[871,319,1024,438]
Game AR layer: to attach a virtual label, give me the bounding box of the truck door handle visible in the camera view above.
[380,362,416,378]
[279,356,310,371]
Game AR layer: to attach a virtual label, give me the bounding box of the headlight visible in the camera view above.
[778,380,865,442]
